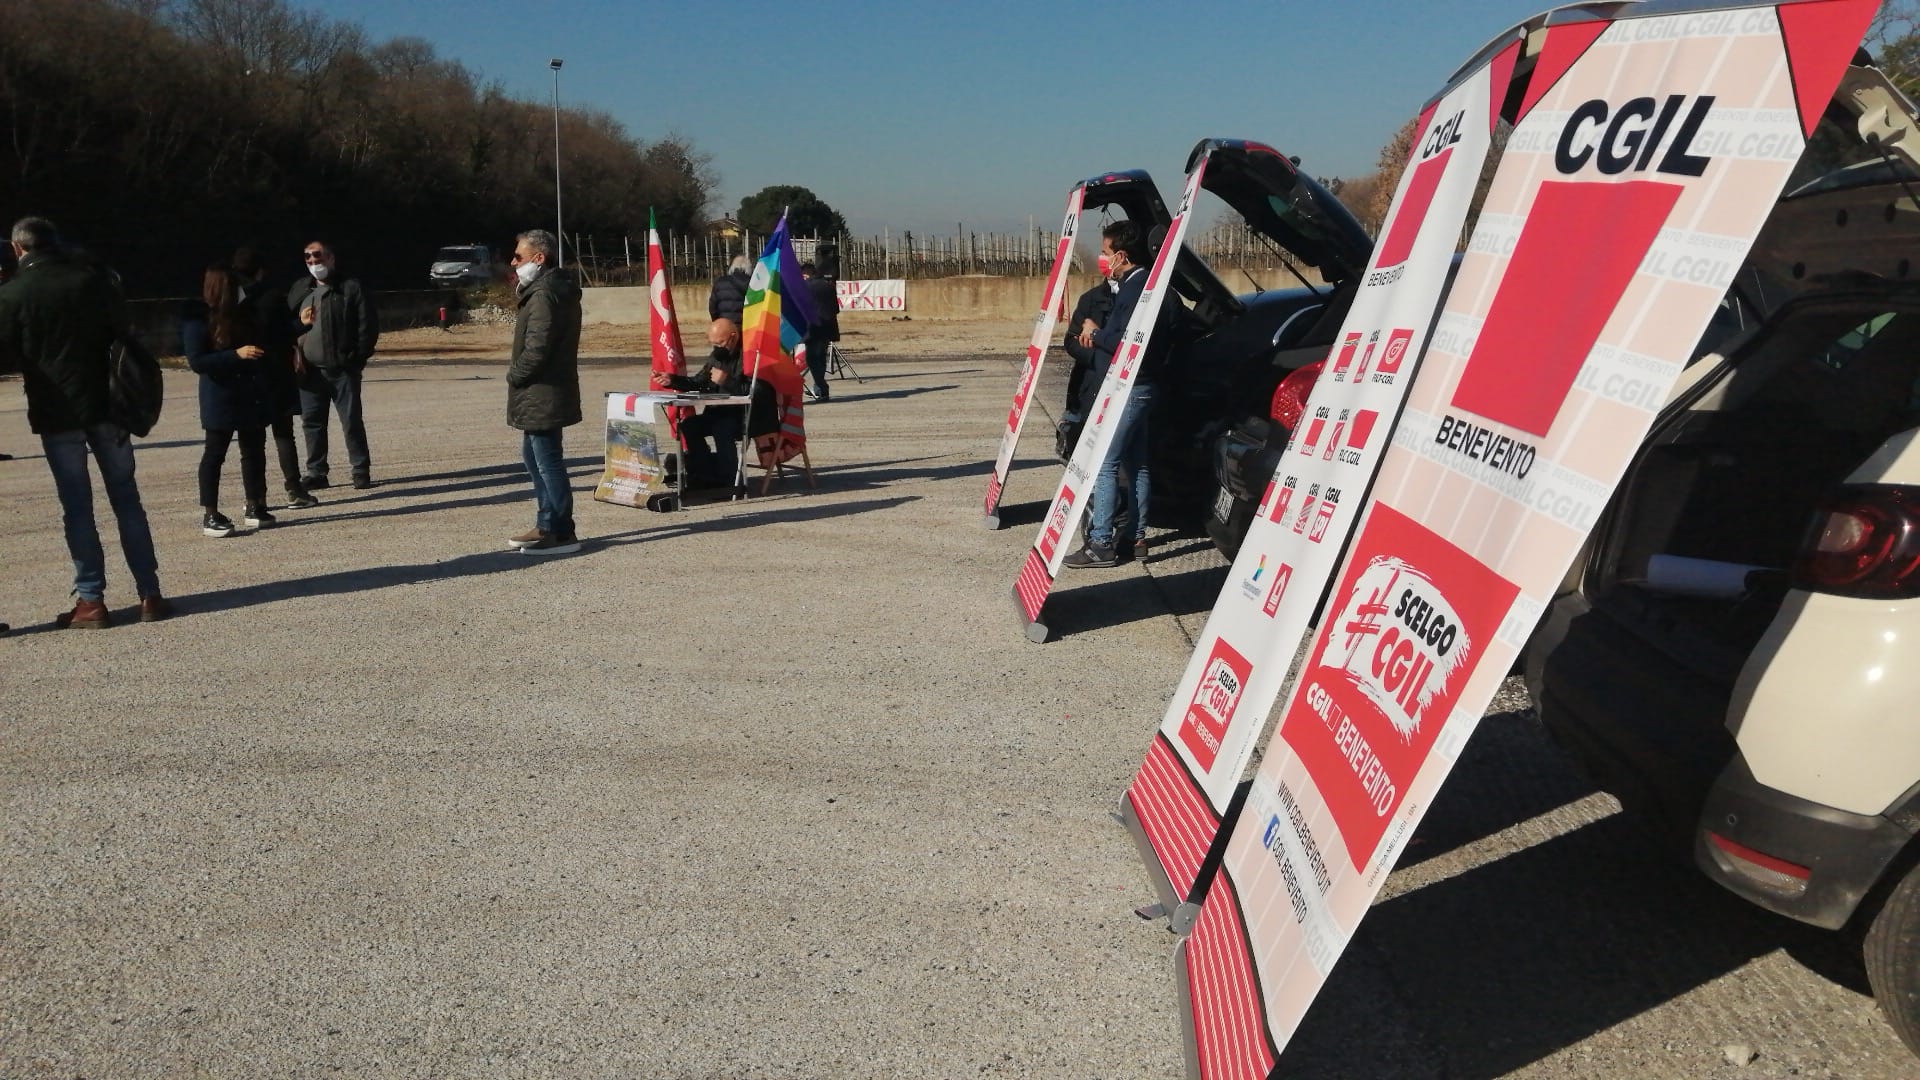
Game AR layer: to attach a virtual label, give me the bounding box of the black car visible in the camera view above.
[1059,141,1374,536]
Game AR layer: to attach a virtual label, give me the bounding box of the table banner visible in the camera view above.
[1174,3,1878,1074]
[1012,161,1208,641]
[985,186,1086,527]
[1121,40,1518,918]
[594,392,676,508]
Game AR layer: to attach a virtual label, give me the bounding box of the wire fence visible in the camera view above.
[559,220,1303,288]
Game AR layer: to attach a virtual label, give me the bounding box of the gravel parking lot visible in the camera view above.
[2,320,1914,1078]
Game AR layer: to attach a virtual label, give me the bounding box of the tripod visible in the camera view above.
[826,342,866,384]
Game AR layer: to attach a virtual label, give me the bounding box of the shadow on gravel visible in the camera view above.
[827,366,984,381]
[833,383,958,403]
[1279,810,1873,1079]
[162,496,917,617]
[1043,562,1231,638]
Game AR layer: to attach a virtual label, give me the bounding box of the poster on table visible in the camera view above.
[1171,2,1880,1075]
[1120,39,1520,918]
[985,186,1086,527]
[835,279,909,312]
[1011,162,1208,641]
[593,392,675,507]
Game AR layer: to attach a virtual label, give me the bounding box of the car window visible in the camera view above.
[435,247,483,262]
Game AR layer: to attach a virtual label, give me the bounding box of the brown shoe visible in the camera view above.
[506,528,545,550]
[139,595,173,623]
[56,598,111,629]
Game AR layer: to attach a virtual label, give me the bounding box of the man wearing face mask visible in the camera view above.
[1063,219,1175,569]
[504,229,583,556]
[287,240,379,490]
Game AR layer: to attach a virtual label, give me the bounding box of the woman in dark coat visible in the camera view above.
[182,263,277,536]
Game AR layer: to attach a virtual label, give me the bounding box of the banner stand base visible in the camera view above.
[1011,586,1049,643]
[1117,790,1183,929]
[982,512,1002,530]
[1169,901,1203,937]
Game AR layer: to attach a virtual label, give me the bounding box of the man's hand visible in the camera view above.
[236,345,265,361]
[708,366,727,387]
[299,305,316,327]
[1078,318,1097,348]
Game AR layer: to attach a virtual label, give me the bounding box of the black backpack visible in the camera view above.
[108,334,164,437]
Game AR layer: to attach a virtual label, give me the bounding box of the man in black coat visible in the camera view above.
[0,216,169,627]
[801,261,839,401]
[1056,257,1117,458]
[670,318,751,487]
[1063,219,1178,569]
[288,240,379,489]
[504,229,583,556]
[708,255,751,326]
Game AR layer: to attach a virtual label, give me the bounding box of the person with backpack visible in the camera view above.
[182,263,277,537]
[0,216,169,627]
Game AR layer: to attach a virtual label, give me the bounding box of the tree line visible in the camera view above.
[0,0,718,295]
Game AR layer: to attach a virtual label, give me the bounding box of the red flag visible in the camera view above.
[648,210,687,388]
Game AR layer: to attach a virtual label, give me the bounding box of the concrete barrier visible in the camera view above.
[583,269,1319,328]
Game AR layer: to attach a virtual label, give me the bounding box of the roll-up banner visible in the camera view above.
[1012,163,1208,641]
[1172,3,1880,1075]
[985,187,1085,529]
[1121,43,1519,921]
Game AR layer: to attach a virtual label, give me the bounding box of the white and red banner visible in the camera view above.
[645,214,690,436]
[1173,3,1879,1074]
[1012,164,1206,638]
[984,188,1085,528]
[835,278,908,312]
[1122,44,1518,915]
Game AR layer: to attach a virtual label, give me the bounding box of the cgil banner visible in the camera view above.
[1120,40,1518,922]
[835,279,908,311]
[1012,161,1208,642]
[985,186,1086,528]
[1170,3,1882,1076]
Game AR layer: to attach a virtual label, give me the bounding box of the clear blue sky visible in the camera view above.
[288,0,1549,237]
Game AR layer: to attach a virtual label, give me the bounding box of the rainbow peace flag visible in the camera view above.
[740,212,817,401]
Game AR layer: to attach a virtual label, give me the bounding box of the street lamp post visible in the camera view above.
[549,57,564,267]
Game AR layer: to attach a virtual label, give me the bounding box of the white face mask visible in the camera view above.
[308,262,330,281]
[515,261,540,286]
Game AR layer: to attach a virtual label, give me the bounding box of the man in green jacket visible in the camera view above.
[0,216,169,628]
[503,229,583,556]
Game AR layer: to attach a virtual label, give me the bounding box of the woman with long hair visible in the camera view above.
[181,263,275,536]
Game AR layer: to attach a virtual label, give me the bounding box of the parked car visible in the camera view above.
[1524,60,1920,1058]
[428,244,498,288]
[1062,141,1374,532]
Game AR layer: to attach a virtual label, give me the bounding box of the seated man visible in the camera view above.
[669,318,748,487]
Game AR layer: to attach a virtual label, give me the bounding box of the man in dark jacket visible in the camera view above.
[708,255,750,325]
[0,216,169,628]
[288,240,379,490]
[1056,257,1117,458]
[1063,219,1178,569]
[801,261,839,402]
[504,229,583,555]
[669,318,749,487]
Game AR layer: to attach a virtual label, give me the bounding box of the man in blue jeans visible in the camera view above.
[1063,220,1176,569]
[503,229,583,556]
[0,216,169,627]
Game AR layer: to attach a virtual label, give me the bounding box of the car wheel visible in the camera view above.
[1866,856,1920,1057]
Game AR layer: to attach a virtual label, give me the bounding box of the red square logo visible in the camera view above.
[1278,505,1518,868]
[1179,638,1253,772]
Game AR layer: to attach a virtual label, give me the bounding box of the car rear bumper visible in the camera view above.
[1697,753,1916,929]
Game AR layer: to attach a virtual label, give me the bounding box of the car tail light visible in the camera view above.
[1791,484,1920,598]
[1269,361,1324,430]
[1705,831,1810,897]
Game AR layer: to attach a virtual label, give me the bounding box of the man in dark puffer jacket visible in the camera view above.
[503,229,583,556]
[0,216,169,628]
